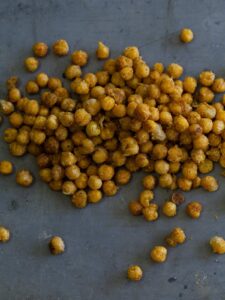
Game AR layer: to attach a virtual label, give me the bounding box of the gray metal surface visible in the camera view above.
[0,0,225,299]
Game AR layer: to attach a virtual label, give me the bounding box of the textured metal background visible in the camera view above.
[0,0,225,299]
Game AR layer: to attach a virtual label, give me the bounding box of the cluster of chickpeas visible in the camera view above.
[0,29,225,278]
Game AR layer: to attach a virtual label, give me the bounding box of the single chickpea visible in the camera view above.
[120,67,134,81]
[212,78,225,93]
[87,175,102,190]
[0,160,13,175]
[9,112,23,128]
[159,111,173,126]
[8,88,21,103]
[24,100,39,116]
[121,137,139,156]
[0,226,10,242]
[74,108,91,126]
[127,265,143,281]
[49,180,63,191]
[142,175,156,190]
[92,147,108,164]
[72,190,87,208]
[167,145,183,162]
[169,162,180,174]
[162,201,177,217]
[123,46,139,60]
[180,28,194,43]
[115,169,131,185]
[199,87,214,103]
[166,227,186,247]
[199,70,215,86]
[183,76,197,93]
[129,201,143,216]
[96,41,110,59]
[153,62,164,73]
[154,160,169,175]
[193,135,209,151]
[201,176,218,192]
[135,63,150,79]
[25,80,39,94]
[102,180,118,196]
[135,103,150,121]
[6,76,19,90]
[30,129,46,145]
[98,164,114,181]
[24,57,39,72]
[142,204,158,221]
[32,42,48,57]
[71,50,88,66]
[198,159,213,174]
[62,181,77,195]
[159,174,173,188]
[182,161,198,180]
[87,190,102,203]
[210,236,225,254]
[16,169,33,187]
[177,177,192,191]
[167,63,183,79]
[0,100,14,115]
[36,72,49,88]
[150,246,167,263]
[186,201,202,219]
[139,190,154,207]
[49,236,65,255]
[52,39,69,56]
[160,77,175,94]
[64,65,82,80]
[9,142,27,156]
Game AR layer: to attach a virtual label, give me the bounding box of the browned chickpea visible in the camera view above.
[33,42,48,57]
[150,246,167,263]
[115,169,131,185]
[193,135,209,151]
[127,265,143,281]
[139,190,154,207]
[51,165,64,181]
[162,201,177,217]
[180,28,194,43]
[16,169,33,187]
[71,50,88,66]
[166,227,186,247]
[72,190,87,208]
[201,176,218,192]
[142,203,158,221]
[0,100,14,115]
[24,100,39,115]
[98,164,114,181]
[212,78,225,93]
[24,57,39,72]
[167,63,183,79]
[25,80,39,94]
[87,190,102,203]
[52,39,69,56]
[9,112,23,128]
[49,236,65,255]
[8,88,21,103]
[102,180,118,196]
[87,175,102,190]
[135,103,150,121]
[74,108,91,126]
[9,142,26,156]
[0,226,10,242]
[129,201,143,216]
[177,177,192,191]
[0,160,13,175]
[186,201,202,219]
[62,181,77,195]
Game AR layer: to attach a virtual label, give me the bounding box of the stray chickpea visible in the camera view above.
[166,227,186,247]
[87,190,102,203]
[210,236,225,254]
[150,246,167,263]
[139,190,154,207]
[142,203,158,221]
[115,169,131,185]
[142,175,156,190]
[201,176,218,192]
[162,201,177,217]
[0,226,10,242]
[0,160,13,175]
[49,236,65,255]
[71,50,88,66]
[102,180,118,196]
[180,28,194,43]
[186,201,202,219]
[24,57,39,72]
[96,41,110,59]
[129,201,143,216]
[127,265,143,281]
[33,42,48,57]
[16,169,33,187]
[36,73,49,88]
[52,39,69,56]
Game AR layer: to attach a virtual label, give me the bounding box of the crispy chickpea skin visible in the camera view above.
[16,169,33,187]
[180,28,194,43]
[166,227,186,247]
[150,246,167,263]
[127,265,143,281]
[0,226,10,242]
[0,160,13,175]
[162,201,177,217]
[52,39,69,56]
[186,201,202,219]
[49,236,65,255]
[210,236,225,254]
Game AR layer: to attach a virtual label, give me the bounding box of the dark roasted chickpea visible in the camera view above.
[52,39,69,56]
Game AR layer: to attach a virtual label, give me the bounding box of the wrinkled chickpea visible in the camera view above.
[16,169,33,187]
[49,236,65,255]
[24,57,39,72]
[33,42,48,57]
[150,246,167,263]
[52,39,69,56]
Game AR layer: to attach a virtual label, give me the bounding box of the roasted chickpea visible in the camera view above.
[0,100,14,115]
[87,190,102,203]
[142,175,156,190]
[71,190,87,208]
[0,226,10,242]
[186,201,202,219]
[96,41,110,59]
[199,70,215,86]
[36,72,49,88]
[33,42,48,57]
[127,265,143,281]
[74,108,91,126]
[210,236,225,254]
[8,88,21,103]
[167,63,183,79]
[115,169,131,185]
[71,50,88,66]
[180,28,194,43]
[24,57,39,72]
[159,173,173,188]
[166,227,186,247]
[49,236,65,255]
[139,190,154,207]
[102,180,118,196]
[16,169,33,187]
[150,246,167,263]
[9,112,23,128]
[129,201,143,216]
[154,160,169,175]
[212,78,225,93]
[0,160,13,175]
[52,39,69,56]
[62,181,77,195]
[198,159,213,174]
[142,203,158,221]
[25,80,39,94]
[162,201,177,217]
[201,176,218,192]
[9,142,26,156]
[177,177,192,191]
[183,76,197,93]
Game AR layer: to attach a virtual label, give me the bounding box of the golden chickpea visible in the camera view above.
[158,174,173,188]
[9,112,23,128]
[6,76,19,90]
[207,148,220,162]
[0,100,14,115]
[49,180,63,191]
[162,201,177,217]
[24,57,39,72]
[183,76,197,93]
[129,201,143,216]
[169,162,180,174]
[74,108,91,126]
[60,151,76,167]
[96,41,110,59]
[32,42,48,57]
[87,190,102,203]
[160,77,175,94]
[193,135,209,151]
[201,176,218,192]
[166,227,186,247]
[115,169,131,185]
[199,70,215,86]
[102,180,118,196]
[154,160,169,175]
[177,177,192,191]
[0,160,13,175]
[198,159,213,174]
[153,62,164,73]
[135,103,150,121]
[64,65,82,80]
[127,265,143,281]
[167,63,183,79]
[16,169,33,187]
[190,149,205,164]
[87,175,102,190]
[123,46,139,60]
[35,72,49,88]
[92,147,108,164]
[139,190,154,207]
[9,142,26,156]
[71,50,88,66]
[180,28,194,43]
[142,204,158,221]
[167,145,183,162]
[181,161,198,180]
[49,236,65,255]
[210,236,225,254]
[186,201,202,219]
[3,128,17,143]
[39,168,52,183]
[72,190,87,208]
[30,129,46,145]
[8,88,21,103]
[75,173,88,190]
[0,226,10,242]
[150,246,167,263]
[25,80,39,94]
[212,78,225,93]
[159,111,173,126]
[24,100,39,116]
[98,164,114,181]
[135,63,150,79]
[213,120,224,135]
[142,175,156,190]
[121,137,139,156]
[52,39,69,56]
[173,115,189,132]
[199,87,214,103]
[62,181,77,195]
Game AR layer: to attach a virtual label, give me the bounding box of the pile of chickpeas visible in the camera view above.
[1,28,225,279]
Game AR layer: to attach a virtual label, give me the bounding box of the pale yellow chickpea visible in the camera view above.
[24,57,39,72]
[96,41,110,59]
[201,176,218,192]
[127,265,143,281]
[150,246,167,263]
[183,76,197,93]
[162,201,177,217]
[210,236,225,254]
[198,159,213,174]
[0,226,10,242]
[49,236,65,255]
[180,28,194,43]
[166,227,186,247]
[167,63,183,79]
[199,70,215,86]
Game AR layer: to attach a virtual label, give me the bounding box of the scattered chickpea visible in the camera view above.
[32,42,48,57]
[127,265,143,281]
[166,227,186,247]
[142,203,158,221]
[96,41,110,59]
[49,236,65,255]
[16,169,33,187]
[162,201,177,217]
[36,73,49,88]
[0,160,13,175]
[210,236,225,254]
[180,28,194,43]
[186,201,202,219]
[52,39,69,56]
[71,50,88,66]
[129,201,143,216]
[201,176,218,192]
[24,57,39,72]
[150,246,167,263]
[0,226,10,242]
